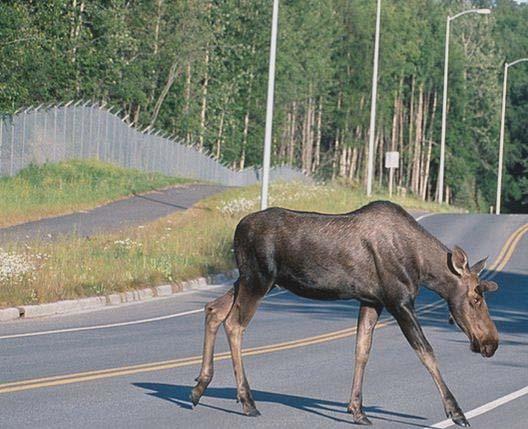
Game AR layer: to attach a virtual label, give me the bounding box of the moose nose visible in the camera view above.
[480,342,498,358]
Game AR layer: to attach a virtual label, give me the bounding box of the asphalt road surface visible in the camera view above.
[0,183,226,243]
[0,212,527,429]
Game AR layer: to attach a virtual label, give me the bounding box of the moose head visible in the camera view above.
[448,246,499,358]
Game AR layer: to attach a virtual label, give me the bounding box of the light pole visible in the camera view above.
[438,8,491,204]
[260,0,279,210]
[496,58,528,215]
[366,0,381,197]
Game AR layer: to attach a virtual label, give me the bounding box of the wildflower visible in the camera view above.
[0,249,37,283]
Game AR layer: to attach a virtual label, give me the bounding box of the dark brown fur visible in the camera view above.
[191,201,499,426]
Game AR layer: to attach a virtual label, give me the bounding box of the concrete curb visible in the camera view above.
[2,269,239,322]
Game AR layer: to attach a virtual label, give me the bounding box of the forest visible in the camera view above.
[0,0,527,212]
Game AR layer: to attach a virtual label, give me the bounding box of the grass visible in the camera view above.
[0,160,191,228]
[0,181,463,307]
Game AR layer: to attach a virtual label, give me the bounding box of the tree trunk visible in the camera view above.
[184,62,192,144]
[411,83,424,194]
[199,46,209,149]
[332,92,342,179]
[215,106,225,158]
[313,97,323,172]
[147,0,164,107]
[288,101,297,165]
[70,0,85,95]
[422,90,438,200]
[406,75,415,187]
[240,109,249,169]
[150,61,180,127]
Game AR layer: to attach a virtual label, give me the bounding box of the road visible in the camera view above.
[0,212,527,428]
[0,184,226,242]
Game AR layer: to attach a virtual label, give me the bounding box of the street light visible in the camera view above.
[366,0,381,197]
[438,8,491,204]
[496,58,528,215]
[260,0,279,210]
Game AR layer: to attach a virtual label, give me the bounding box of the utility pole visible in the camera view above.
[366,0,381,197]
[260,0,279,210]
[438,8,491,204]
[496,58,528,214]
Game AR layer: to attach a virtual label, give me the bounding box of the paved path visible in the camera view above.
[0,184,226,242]
[0,213,527,428]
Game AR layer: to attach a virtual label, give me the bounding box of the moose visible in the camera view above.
[190,201,499,426]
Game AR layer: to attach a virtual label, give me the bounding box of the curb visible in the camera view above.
[1,269,239,322]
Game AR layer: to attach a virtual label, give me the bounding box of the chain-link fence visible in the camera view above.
[0,102,310,186]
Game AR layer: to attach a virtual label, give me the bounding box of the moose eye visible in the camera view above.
[473,297,481,305]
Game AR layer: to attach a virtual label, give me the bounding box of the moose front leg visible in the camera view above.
[390,300,470,427]
[347,302,383,425]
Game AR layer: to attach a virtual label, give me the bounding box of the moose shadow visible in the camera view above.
[133,382,429,427]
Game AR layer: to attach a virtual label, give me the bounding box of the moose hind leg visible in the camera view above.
[347,302,383,425]
[390,300,470,427]
[190,287,235,406]
[224,277,269,417]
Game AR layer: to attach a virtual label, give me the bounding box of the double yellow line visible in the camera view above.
[484,222,528,279]
[0,222,526,395]
[0,325,366,394]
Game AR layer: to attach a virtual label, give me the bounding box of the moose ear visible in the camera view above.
[480,280,499,293]
[471,257,488,275]
[450,246,469,276]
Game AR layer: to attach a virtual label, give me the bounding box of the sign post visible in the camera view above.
[385,151,399,197]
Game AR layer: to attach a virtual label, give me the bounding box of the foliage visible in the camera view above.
[0,1,527,211]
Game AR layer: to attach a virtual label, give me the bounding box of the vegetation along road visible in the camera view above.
[0,212,526,428]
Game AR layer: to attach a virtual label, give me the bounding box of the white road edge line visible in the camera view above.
[425,385,528,428]
[416,213,438,222]
[0,289,288,341]
[0,291,444,341]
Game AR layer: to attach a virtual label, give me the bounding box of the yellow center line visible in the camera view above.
[1,222,526,395]
[488,224,528,277]
[486,223,528,273]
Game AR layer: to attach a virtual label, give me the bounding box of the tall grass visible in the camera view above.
[0,182,462,307]
[0,160,190,227]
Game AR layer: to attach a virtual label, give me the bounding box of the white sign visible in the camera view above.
[385,151,399,169]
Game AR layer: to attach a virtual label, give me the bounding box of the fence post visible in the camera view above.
[43,107,48,161]
[21,109,27,170]
[96,105,102,160]
[80,102,85,158]
[89,103,94,158]
[53,105,58,162]
[104,108,110,162]
[72,103,77,158]
[10,118,15,176]
[0,115,3,176]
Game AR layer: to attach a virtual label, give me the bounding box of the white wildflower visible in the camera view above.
[218,197,258,216]
[113,238,142,250]
[0,249,38,282]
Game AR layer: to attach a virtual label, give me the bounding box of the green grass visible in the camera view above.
[0,181,463,307]
[0,160,191,227]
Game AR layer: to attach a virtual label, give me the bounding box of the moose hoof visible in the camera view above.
[347,408,372,425]
[452,415,470,427]
[189,389,201,407]
[447,409,470,427]
[353,415,372,426]
[244,407,261,417]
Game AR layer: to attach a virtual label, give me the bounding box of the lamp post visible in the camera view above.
[438,8,491,204]
[366,0,381,197]
[260,0,279,210]
[496,58,528,215]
